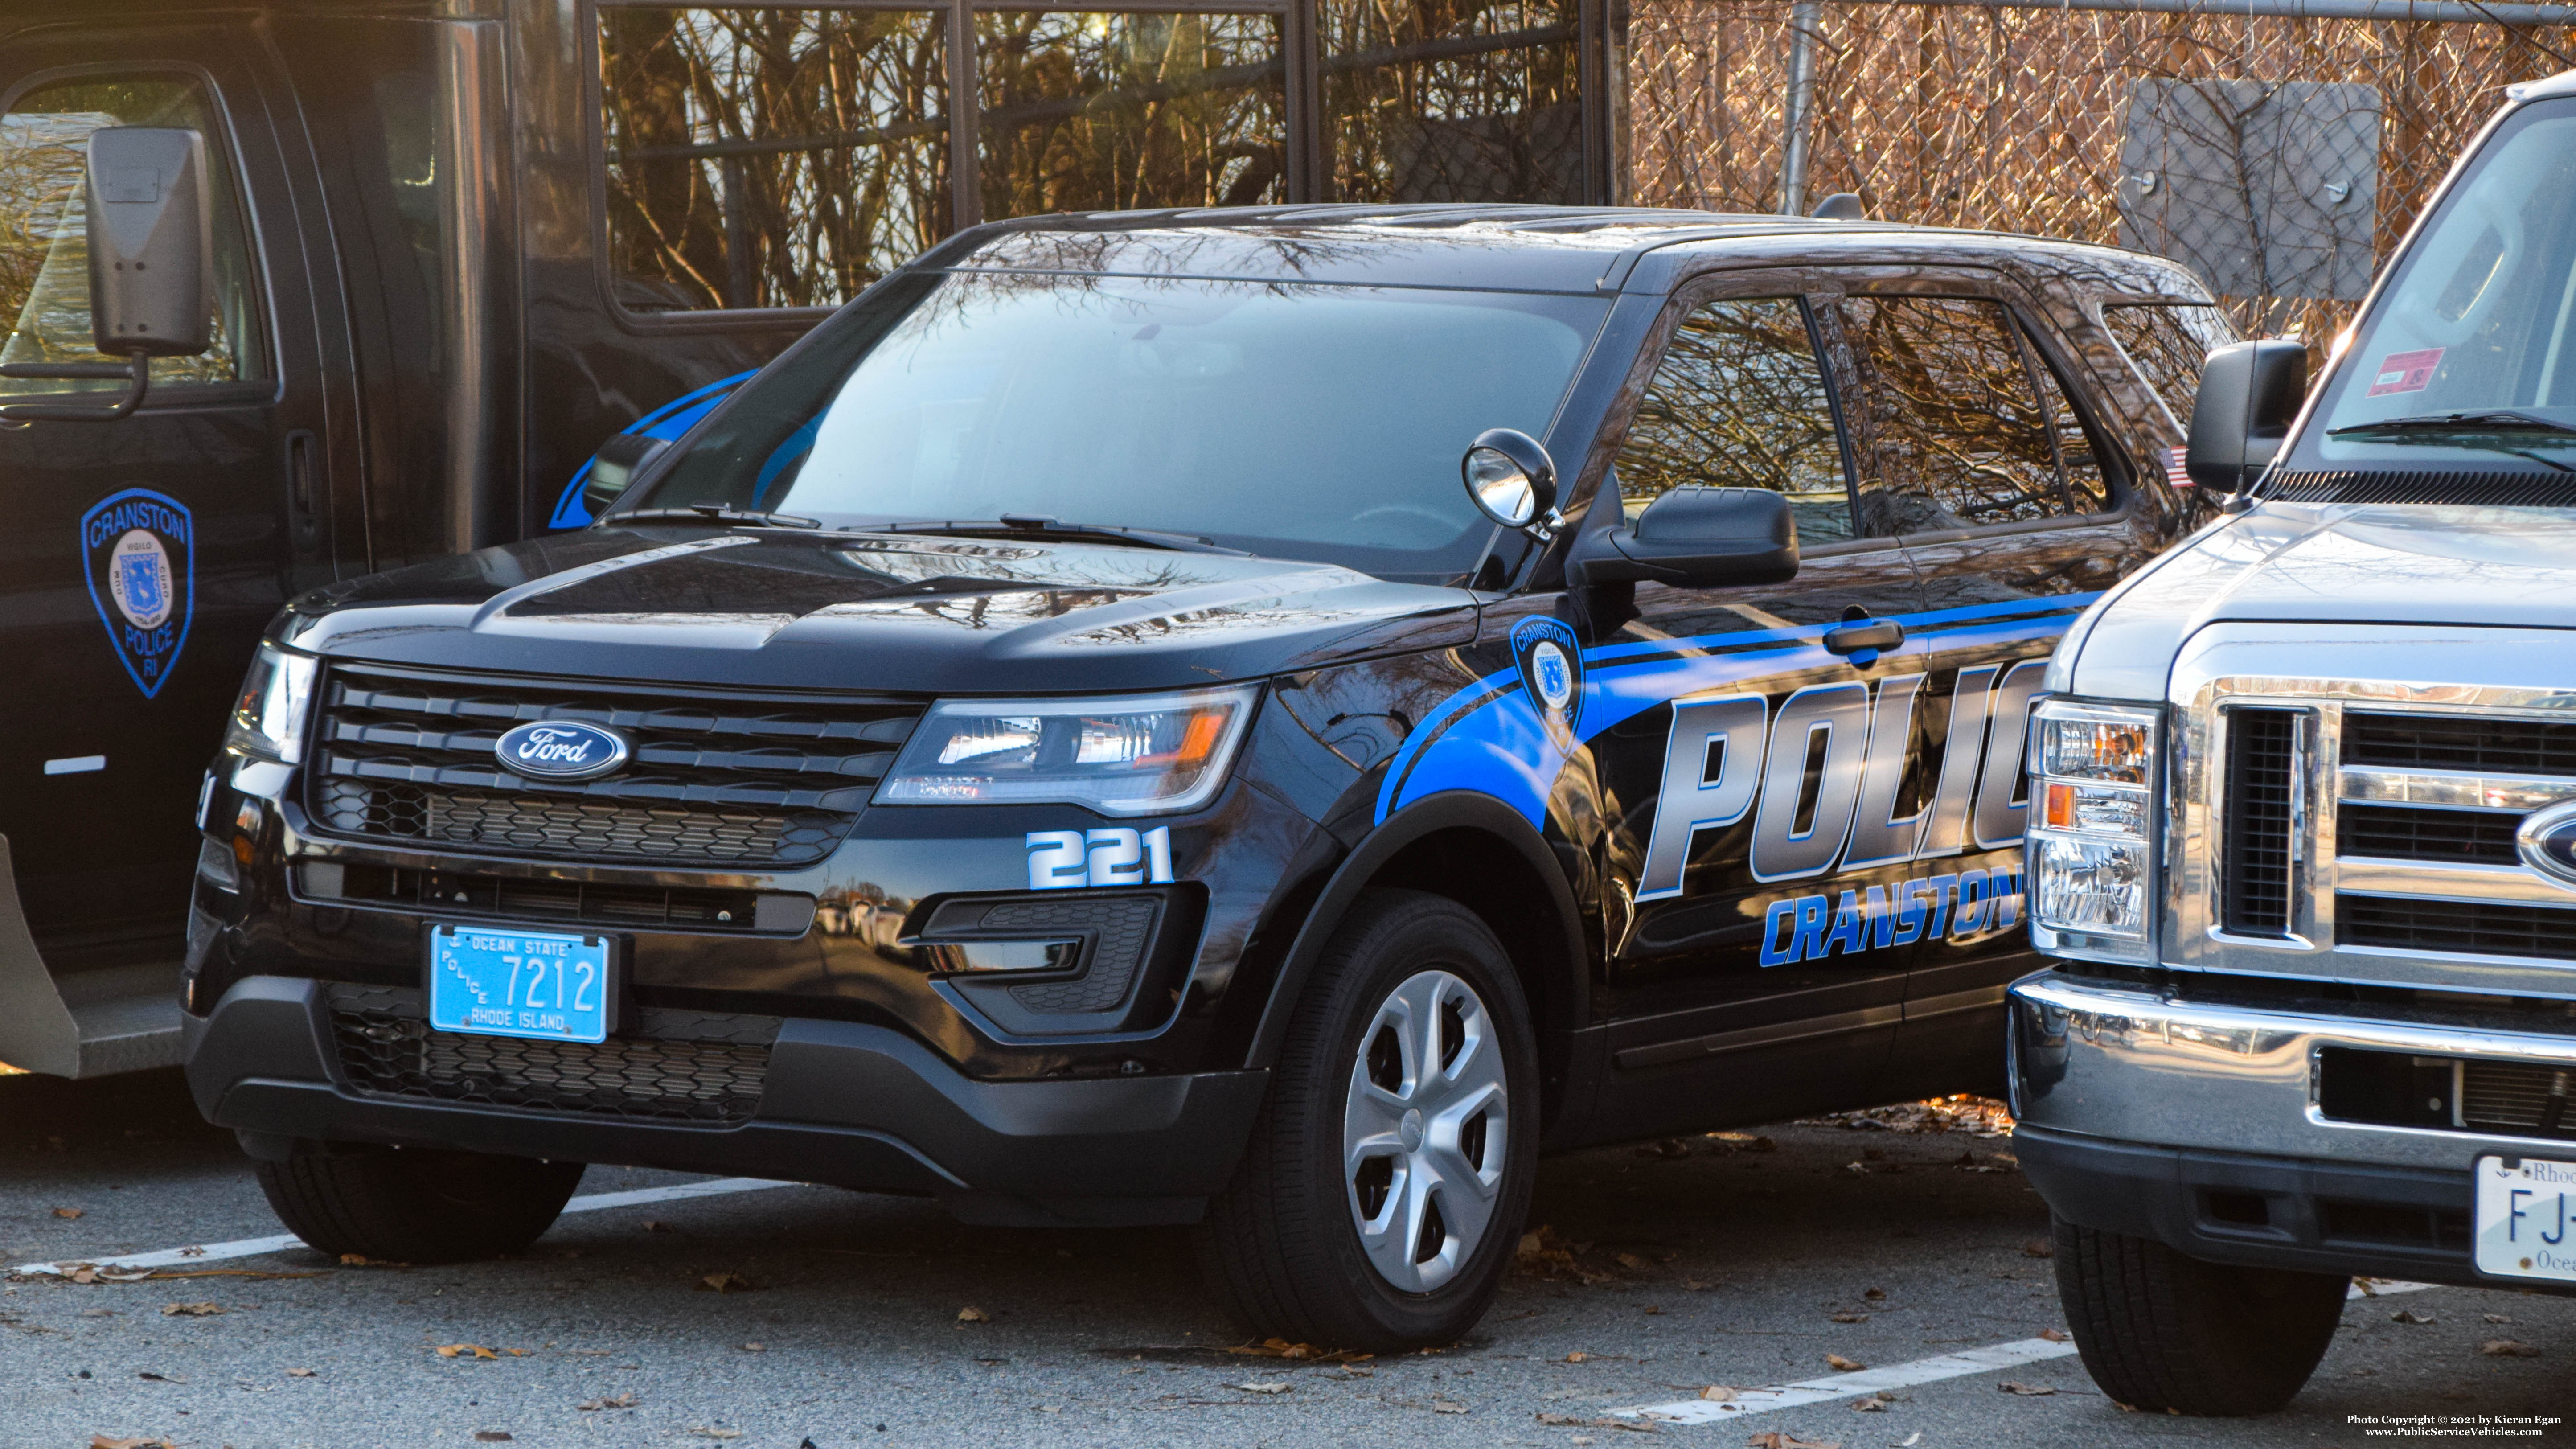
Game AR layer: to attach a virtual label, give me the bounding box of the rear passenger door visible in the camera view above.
[1582,274,1936,1137]
[1818,275,2166,1092]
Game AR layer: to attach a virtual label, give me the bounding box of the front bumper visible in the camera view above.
[2008,969,2576,1291]
[186,975,1268,1227]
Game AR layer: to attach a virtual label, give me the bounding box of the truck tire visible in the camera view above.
[1197,888,1539,1351]
[254,1140,583,1264]
[2052,1214,2346,1415]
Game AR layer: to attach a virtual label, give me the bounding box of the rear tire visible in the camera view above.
[2052,1214,2346,1415]
[1195,889,1539,1351]
[254,1139,583,1263]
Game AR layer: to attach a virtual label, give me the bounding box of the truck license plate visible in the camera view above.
[2474,1154,2576,1284]
[427,924,614,1044]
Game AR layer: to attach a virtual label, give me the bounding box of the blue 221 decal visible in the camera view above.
[81,488,195,698]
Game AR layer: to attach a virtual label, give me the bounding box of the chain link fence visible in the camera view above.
[1627,0,2575,349]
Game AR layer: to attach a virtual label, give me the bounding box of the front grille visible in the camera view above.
[2319,1046,2576,1143]
[2463,1059,2576,1137]
[310,862,801,933]
[327,984,778,1123]
[2222,708,2300,936]
[307,664,919,866]
[2338,895,2576,963]
[2265,469,2576,508]
[2343,711,2576,776]
[2335,803,2520,865]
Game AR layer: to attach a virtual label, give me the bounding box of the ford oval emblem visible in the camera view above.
[2514,798,2576,890]
[495,720,630,781]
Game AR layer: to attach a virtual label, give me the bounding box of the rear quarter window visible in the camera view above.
[2102,302,2239,428]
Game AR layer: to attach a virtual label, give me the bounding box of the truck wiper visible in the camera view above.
[876,515,1247,555]
[609,504,823,530]
[2329,409,2576,438]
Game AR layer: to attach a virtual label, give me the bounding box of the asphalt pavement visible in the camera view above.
[1,1070,2564,1449]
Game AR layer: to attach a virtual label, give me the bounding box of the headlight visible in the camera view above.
[2025,697,2160,959]
[876,685,1258,815]
[225,644,318,764]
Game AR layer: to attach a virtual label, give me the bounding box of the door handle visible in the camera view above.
[1823,616,1904,662]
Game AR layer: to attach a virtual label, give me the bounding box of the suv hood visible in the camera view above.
[278,526,1479,694]
[2067,502,2576,700]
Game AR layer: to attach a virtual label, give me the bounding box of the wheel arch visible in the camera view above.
[1246,792,1588,1105]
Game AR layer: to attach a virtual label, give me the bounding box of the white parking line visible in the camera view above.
[1607,1279,2442,1426]
[12,1174,792,1277]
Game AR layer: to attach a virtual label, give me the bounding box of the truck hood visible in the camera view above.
[2067,502,2576,701]
[277,526,1479,694]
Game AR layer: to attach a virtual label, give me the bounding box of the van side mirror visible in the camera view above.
[0,127,212,423]
[2184,339,2307,494]
[1566,486,1800,589]
[582,433,673,515]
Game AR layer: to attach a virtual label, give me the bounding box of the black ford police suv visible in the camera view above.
[185,205,2226,1349]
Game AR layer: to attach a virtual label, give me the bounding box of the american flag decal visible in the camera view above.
[2164,445,2192,488]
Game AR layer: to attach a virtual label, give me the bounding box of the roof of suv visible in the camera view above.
[927,203,2212,300]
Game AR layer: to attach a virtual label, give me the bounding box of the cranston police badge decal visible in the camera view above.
[82,488,195,698]
[1510,614,1584,746]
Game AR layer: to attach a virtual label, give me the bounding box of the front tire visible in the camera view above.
[2052,1214,2346,1415]
[254,1139,583,1264]
[1197,889,1539,1350]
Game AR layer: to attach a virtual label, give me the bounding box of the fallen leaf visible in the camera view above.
[1431,1398,1469,1414]
[1862,1287,1885,1301]
[53,1207,83,1219]
[1825,1353,1866,1371]
[287,1368,316,1378]
[1843,1162,1868,1175]
[1746,1433,1839,1449]
[739,1342,766,1353]
[1682,1278,1715,1292]
[1533,1413,1654,1433]
[89,1438,176,1449]
[1643,1305,1664,1316]
[79,1309,113,1318]
[435,1343,500,1360]
[644,1220,675,1233]
[578,1393,638,1411]
[957,1305,990,1323]
[2485,1313,2515,1325]
[177,1247,205,1259]
[1566,1350,1592,1363]
[473,1435,513,1444]
[1851,1396,1885,1412]
[137,1371,185,1383]
[1615,1252,1650,1271]
[1829,1312,1868,1323]
[2391,1309,2436,1324]
[1999,1380,2057,1396]
[338,1253,376,1266]
[1233,1381,1291,1395]
[2038,1327,2070,1342]
[2021,1240,2055,1259]
[689,1429,744,1441]
[698,1272,753,1294]
[2481,1339,2542,1358]
[160,1302,223,1318]
[1699,1385,1738,1401]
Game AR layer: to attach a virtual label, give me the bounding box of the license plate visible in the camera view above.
[427,924,615,1044]
[2473,1154,2576,1283]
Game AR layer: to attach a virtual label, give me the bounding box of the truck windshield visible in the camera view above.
[2297,97,2576,472]
[621,268,1610,582]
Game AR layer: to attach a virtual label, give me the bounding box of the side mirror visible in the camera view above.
[0,127,212,423]
[1567,486,1800,590]
[1460,428,1560,536]
[582,433,672,515]
[2184,339,2307,494]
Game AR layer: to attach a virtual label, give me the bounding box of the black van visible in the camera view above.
[0,0,1614,1077]
[185,205,2225,1348]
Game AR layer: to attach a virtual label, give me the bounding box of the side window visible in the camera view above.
[0,74,264,394]
[1838,295,2071,531]
[1614,296,1854,544]
[2021,328,2113,512]
[2102,302,2240,428]
[600,8,953,313]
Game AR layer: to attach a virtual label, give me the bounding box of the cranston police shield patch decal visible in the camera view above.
[82,488,195,698]
[1511,613,1584,744]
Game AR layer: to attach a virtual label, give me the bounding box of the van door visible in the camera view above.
[0,34,331,1042]
[1579,275,1936,1139]
[1819,276,2165,1096]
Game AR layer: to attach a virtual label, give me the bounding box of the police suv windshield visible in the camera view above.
[2294,97,2576,472]
[625,268,1611,582]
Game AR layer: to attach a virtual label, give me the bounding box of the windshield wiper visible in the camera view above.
[609,504,823,530]
[876,515,1248,555]
[2330,409,2576,438]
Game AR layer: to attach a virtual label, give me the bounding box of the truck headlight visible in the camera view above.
[876,685,1258,815]
[225,644,318,764]
[2026,697,2160,960]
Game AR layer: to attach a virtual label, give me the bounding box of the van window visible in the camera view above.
[2102,302,2236,427]
[1614,296,1854,543]
[1838,295,2077,531]
[599,7,952,313]
[0,74,264,393]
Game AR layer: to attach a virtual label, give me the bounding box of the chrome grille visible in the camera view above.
[2338,896,2576,963]
[306,664,919,866]
[2345,711,2576,776]
[2220,708,2298,937]
[2335,803,2519,866]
